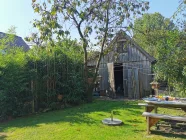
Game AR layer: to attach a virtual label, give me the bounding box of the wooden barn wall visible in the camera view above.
[88,59,97,66]
[99,56,109,91]
[126,45,152,98]
[88,41,153,98]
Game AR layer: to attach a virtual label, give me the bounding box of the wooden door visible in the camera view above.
[107,63,115,95]
[128,68,139,99]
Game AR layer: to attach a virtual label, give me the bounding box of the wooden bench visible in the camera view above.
[138,103,155,112]
[142,112,186,134]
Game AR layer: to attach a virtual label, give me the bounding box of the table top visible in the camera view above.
[143,98,186,108]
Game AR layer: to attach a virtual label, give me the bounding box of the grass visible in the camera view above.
[0,100,186,140]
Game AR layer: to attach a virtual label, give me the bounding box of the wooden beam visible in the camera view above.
[138,103,154,112]
[147,117,160,134]
[143,112,186,122]
[146,106,154,112]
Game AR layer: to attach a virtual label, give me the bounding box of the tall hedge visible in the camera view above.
[0,39,85,121]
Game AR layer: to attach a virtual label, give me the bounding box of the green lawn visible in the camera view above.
[0,100,186,140]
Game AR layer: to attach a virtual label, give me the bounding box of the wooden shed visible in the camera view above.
[88,31,156,99]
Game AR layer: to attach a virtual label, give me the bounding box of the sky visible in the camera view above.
[0,0,181,39]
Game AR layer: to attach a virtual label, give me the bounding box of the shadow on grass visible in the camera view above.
[0,133,7,140]
[125,108,142,115]
[126,119,143,124]
[133,129,145,133]
[0,136,6,140]
[0,100,142,132]
[151,130,186,139]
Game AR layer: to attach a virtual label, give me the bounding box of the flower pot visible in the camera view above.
[57,94,63,101]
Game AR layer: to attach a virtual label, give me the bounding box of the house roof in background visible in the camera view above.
[0,32,29,51]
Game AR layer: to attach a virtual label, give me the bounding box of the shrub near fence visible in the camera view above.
[0,48,31,121]
[0,40,85,121]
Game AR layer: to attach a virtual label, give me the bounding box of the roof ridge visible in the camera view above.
[0,31,21,38]
[0,32,29,51]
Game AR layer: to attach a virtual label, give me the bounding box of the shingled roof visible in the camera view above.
[0,32,29,51]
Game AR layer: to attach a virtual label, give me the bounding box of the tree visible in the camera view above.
[0,26,17,50]
[154,30,186,96]
[31,0,149,102]
[154,1,186,96]
[6,26,17,35]
[133,12,176,57]
[170,0,186,19]
[25,32,43,47]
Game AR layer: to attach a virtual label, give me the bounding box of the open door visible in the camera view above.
[114,63,124,97]
[107,63,115,96]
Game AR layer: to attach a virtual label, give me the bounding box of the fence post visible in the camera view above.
[31,80,35,113]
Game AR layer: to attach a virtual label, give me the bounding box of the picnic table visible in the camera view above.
[144,98,186,112]
[140,98,186,134]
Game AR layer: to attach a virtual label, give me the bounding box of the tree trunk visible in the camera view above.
[83,42,93,102]
[83,2,110,102]
[31,80,34,113]
[91,2,110,99]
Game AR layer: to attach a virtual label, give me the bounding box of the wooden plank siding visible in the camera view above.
[88,31,156,99]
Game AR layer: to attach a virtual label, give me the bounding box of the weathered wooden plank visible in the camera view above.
[128,46,132,61]
[128,69,132,98]
[143,112,186,134]
[143,112,186,122]
[134,68,139,99]
[147,117,160,134]
[104,64,109,90]
[138,103,154,107]
[107,63,116,97]
[138,103,155,112]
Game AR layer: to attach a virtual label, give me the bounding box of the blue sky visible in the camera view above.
[0,0,180,38]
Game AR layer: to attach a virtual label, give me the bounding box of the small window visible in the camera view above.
[117,42,128,53]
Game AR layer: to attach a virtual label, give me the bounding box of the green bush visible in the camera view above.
[0,48,32,121]
[0,39,85,121]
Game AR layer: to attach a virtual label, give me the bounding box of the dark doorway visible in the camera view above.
[114,63,123,97]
